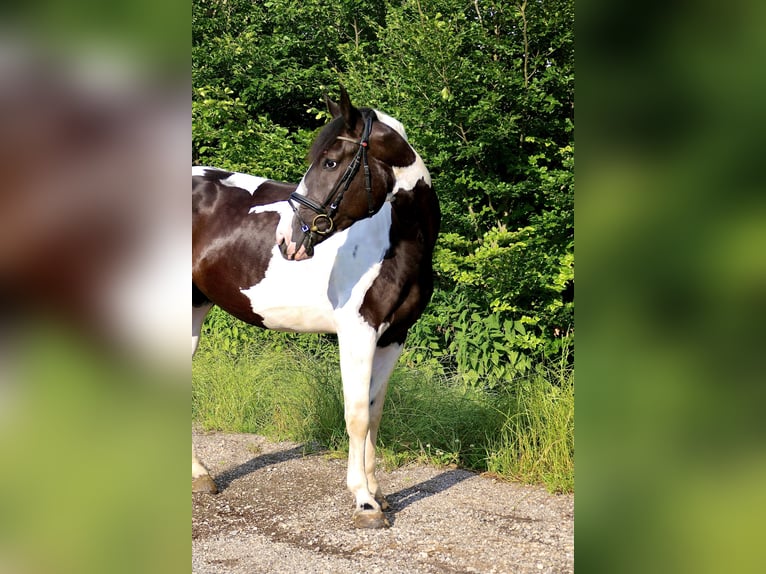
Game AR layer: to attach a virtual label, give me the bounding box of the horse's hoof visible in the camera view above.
[353,508,390,529]
[376,495,391,511]
[192,474,218,494]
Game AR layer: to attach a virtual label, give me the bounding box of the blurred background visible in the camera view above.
[1,0,764,573]
[577,0,766,572]
[0,1,189,573]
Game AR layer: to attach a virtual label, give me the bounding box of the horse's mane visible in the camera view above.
[307,107,370,164]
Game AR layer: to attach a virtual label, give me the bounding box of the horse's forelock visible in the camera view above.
[308,115,345,164]
[309,108,389,164]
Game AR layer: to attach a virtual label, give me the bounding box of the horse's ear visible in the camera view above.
[325,93,341,119]
[338,85,360,129]
[326,86,360,128]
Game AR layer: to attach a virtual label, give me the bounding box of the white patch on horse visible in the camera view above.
[192,166,268,194]
[248,201,290,215]
[240,202,393,333]
[253,176,332,256]
[376,322,390,338]
[192,303,212,355]
[336,323,378,509]
[291,178,310,197]
[392,153,431,192]
[374,110,408,141]
[220,172,268,194]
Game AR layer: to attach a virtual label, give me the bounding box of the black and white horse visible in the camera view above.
[192,89,440,528]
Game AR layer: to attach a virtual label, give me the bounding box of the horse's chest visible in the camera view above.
[239,224,390,334]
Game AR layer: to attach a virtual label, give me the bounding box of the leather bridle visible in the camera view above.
[288,114,375,240]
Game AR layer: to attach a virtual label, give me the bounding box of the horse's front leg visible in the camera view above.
[365,342,404,511]
[337,326,390,529]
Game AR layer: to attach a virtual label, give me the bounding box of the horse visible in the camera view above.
[192,88,440,529]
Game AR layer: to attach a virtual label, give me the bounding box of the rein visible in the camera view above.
[289,114,375,238]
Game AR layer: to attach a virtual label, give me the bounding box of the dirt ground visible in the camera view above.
[192,428,574,573]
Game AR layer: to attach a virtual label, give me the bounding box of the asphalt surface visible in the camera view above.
[192,428,574,573]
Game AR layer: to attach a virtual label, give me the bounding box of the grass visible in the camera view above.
[192,324,574,493]
[486,357,575,493]
[192,338,346,448]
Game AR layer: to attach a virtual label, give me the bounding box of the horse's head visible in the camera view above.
[278,87,414,261]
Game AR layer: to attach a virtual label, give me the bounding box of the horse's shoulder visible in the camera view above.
[390,180,440,248]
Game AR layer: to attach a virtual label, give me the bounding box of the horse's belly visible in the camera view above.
[256,306,336,333]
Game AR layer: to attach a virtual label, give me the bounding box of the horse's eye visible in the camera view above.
[324,159,338,170]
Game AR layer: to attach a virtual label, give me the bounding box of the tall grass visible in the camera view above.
[193,338,346,448]
[486,356,575,493]
[192,317,574,493]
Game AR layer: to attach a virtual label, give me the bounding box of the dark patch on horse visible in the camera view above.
[373,128,416,169]
[360,179,441,347]
[249,180,297,206]
[192,177,283,327]
[193,282,211,307]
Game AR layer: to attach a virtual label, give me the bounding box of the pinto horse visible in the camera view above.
[192,89,440,528]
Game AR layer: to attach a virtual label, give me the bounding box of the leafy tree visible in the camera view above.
[192,0,574,388]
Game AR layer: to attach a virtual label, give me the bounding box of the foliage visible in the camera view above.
[192,0,574,389]
[193,331,346,447]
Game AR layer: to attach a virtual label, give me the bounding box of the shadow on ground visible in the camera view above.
[385,468,475,525]
[208,439,475,526]
[214,445,310,491]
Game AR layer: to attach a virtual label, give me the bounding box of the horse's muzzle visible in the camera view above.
[278,235,314,261]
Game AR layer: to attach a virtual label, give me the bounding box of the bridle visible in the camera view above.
[288,114,375,240]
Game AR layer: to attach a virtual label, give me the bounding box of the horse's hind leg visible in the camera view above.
[365,343,404,511]
[192,446,217,493]
[192,301,217,493]
[192,300,213,356]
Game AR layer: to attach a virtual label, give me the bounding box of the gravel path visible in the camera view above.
[192,428,574,573]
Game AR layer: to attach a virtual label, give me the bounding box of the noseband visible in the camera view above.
[288,114,375,239]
